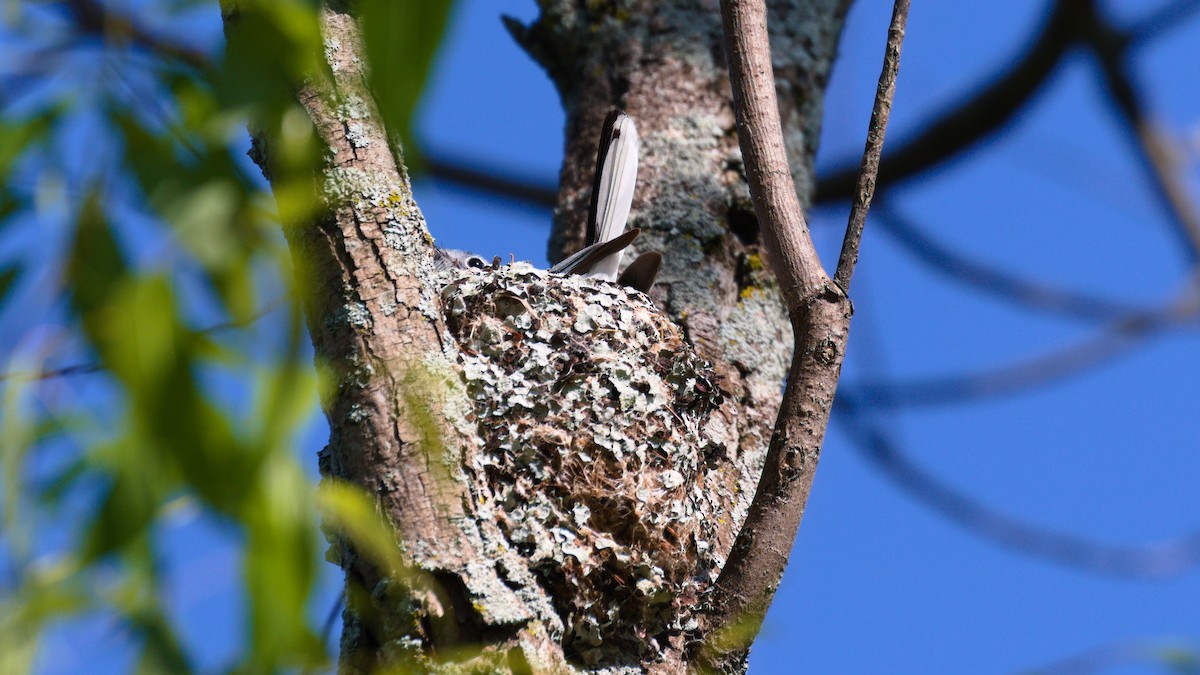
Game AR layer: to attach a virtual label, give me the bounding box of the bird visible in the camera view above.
[436,110,661,294]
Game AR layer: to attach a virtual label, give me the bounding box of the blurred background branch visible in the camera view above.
[2,0,1199,671]
[838,394,1200,579]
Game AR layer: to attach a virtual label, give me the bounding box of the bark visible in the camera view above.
[691,0,852,667]
[227,0,854,672]
[510,0,850,571]
[225,4,577,671]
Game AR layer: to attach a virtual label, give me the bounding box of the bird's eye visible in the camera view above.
[466,256,487,269]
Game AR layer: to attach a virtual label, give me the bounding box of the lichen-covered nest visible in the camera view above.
[439,263,738,666]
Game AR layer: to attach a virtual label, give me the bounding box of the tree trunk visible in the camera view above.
[513,0,851,579]
[227,0,852,672]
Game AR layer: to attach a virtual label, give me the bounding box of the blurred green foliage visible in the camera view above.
[0,0,455,671]
[359,0,457,169]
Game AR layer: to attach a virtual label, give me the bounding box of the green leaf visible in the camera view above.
[104,540,196,674]
[0,609,41,674]
[1159,647,1200,674]
[83,442,168,561]
[0,563,88,675]
[359,0,458,168]
[316,480,408,577]
[0,107,55,232]
[262,104,325,227]
[0,264,20,312]
[242,454,325,669]
[36,455,89,509]
[67,258,266,522]
[252,301,314,452]
[132,610,193,675]
[114,112,270,325]
[1,358,37,558]
[0,115,50,174]
[217,1,323,120]
[66,193,127,318]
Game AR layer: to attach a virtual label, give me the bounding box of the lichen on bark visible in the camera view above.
[439,263,737,666]
[509,0,852,580]
[230,0,854,671]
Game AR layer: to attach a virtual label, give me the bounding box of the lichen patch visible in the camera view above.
[437,263,737,668]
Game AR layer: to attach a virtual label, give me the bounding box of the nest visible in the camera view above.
[440,263,736,666]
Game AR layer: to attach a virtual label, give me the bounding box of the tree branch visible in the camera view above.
[1083,9,1200,263]
[698,0,856,665]
[424,152,557,209]
[844,291,1200,409]
[833,0,909,291]
[0,362,103,384]
[334,0,1200,236]
[62,0,212,73]
[875,206,1144,322]
[219,4,534,667]
[815,0,1200,229]
[1129,0,1200,44]
[718,3,829,307]
[838,395,1200,579]
[814,0,1083,203]
[0,296,288,384]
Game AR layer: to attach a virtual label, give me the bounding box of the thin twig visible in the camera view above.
[876,207,1144,322]
[1128,0,1200,44]
[839,300,1200,582]
[0,296,288,384]
[320,590,344,648]
[0,362,104,384]
[717,4,827,308]
[833,0,909,292]
[815,0,1081,203]
[838,396,1200,579]
[844,291,1200,408]
[425,153,557,209]
[62,0,212,73]
[1084,14,1200,263]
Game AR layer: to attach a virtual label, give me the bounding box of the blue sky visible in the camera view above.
[417,1,1200,672]
[17,0,1200,672]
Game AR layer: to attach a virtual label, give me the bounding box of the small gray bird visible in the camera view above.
[437,110,661,293]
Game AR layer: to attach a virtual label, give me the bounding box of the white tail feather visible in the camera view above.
[586,111,639,279]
